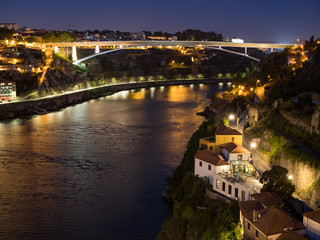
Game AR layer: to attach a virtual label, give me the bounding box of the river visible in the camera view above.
[0,83,230,240]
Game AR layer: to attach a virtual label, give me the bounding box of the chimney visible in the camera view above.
[253,210,258,221]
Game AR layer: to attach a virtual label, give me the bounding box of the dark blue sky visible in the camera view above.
[1,0,320,43]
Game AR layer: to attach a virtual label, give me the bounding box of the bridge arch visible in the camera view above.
[73,45,260,65]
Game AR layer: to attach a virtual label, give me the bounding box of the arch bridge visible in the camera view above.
[45,41,293,64]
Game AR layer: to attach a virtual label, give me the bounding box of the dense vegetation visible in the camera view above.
[157,119,241,240]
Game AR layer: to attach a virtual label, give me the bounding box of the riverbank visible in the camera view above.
[0,78,232,120]
[156,117,241,240]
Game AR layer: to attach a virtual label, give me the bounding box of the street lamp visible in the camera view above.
[250,142,257,149]
[288,175,293,180]
[229,114,235,121]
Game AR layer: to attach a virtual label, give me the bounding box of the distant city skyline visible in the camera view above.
[1,0,320,43]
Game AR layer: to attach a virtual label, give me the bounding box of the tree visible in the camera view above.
[260,166,295,204]
[0,28,15,40]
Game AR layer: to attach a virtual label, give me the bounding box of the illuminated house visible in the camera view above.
[222,142,255,175]
[194,150,230,184]
[195,125,261,201]
[0,80,16,101]
[199,124,242,153]
[194,151,261,201]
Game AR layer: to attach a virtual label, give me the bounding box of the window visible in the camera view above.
[228,185,232,195]
[235,188,238,198]
[209,146,213,150]
[222,182,226,192]
[208,164,211,170]
[242,190,245,200]
[248,222,250,230]
[238,155,242,160]
[199,161,202,167]
[255,230,259,238]
[216,179,220,189]
[232,137,235,141]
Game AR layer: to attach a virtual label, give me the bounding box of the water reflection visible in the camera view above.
[0,83,230,240]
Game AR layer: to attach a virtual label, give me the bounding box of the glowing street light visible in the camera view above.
[288,175,293,180]
[250,142,257,149]
[229,114,235,121]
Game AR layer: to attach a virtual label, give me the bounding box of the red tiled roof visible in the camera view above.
[303,210,320,224]
[247,206,305,236]
[239,200,264,215]
[215,124,242,135]
[251,192,283,207]
[224,142,250,154]
[275,230,308,240]
[194,151,230,166]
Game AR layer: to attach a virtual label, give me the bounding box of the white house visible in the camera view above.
[194,150,230,184]
[223,142,251,162]
[303,210,320,240]
[194,150,262,201]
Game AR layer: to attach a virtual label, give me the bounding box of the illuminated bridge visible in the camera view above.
[45,41,293,64]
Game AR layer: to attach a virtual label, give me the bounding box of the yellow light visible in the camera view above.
[229,114,235,120]
[250,88,253,91]
[257,80,260,83]
[232,85,235,88]
[250,142,257,148]
[288,175,293,180]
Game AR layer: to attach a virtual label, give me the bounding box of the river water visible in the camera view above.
[0,83,230,240]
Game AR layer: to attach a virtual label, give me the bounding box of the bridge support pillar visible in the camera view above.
[270,48,274,53]
[72,46,77,61]
[244,47,248,56]
[54,46,59,54]
[95,45,100,54]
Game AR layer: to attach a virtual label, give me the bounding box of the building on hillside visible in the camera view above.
[0,80,16,101]
[199,124,242,153]
[194,150,230,184]
[303,210,320,240]
[194,150,261,201]
[222,142,255,175]
[239,192,305,240]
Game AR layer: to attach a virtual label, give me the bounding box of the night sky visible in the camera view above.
[1,0,320,43]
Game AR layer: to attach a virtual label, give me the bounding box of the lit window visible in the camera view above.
[216,180,220,189]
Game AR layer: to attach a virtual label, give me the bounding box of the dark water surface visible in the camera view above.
[0,83,230,239]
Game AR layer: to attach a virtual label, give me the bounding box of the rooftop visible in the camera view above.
[239,200,264,215]
[246,206,305,236]
[275,230,308,240]
[194,150,230,166]
[224,142,250,154]
[215,124,242,136]
[303,210,320,223]
[218,171,262,193]
[201,136,215,143]
[251,192,283,207]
